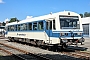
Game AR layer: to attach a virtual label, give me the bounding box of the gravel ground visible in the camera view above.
[0,40,85,60]
[0,50,10,56]
[78,37,90,52]
[1,37,90,60]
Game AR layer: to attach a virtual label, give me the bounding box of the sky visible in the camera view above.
[0,0,90,22]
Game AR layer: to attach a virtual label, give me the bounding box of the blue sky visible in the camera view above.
[0,0,90,22]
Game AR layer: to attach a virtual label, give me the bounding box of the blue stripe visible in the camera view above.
[45,30,83,38]
[7,30,44,32]
[53,31,83,32]
[7,30,83,38]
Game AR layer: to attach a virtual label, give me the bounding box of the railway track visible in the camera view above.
[0,40,88,60]
[0,42,51,60]
[60,51,90,60]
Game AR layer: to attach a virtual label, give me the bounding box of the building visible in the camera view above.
[81,17,90,37]
[0,22,2,26]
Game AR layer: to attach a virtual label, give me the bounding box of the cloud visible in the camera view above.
[0,0,4,3]
[4,18,9,23]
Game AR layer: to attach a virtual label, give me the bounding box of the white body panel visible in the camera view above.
[6,32,60,44]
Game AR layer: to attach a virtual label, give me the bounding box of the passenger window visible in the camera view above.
[9,26,11,31]
[18,25,20,31]
[29,23,32,30]
[53,20,56,30]
[8,26,10,31]
[15,25,17,31]
[38,21,43,30]
[20,23,27,31]
[33,22,37,30]
[10,25,14,31]
[20,24,23,31]
[23,23,27,30]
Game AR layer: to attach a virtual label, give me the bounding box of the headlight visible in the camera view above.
[77,33,82,35]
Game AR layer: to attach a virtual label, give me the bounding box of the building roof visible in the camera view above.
[81,17,90,24]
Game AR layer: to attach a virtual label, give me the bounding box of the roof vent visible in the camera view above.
[68,12,70,15]
[50,12,52,15]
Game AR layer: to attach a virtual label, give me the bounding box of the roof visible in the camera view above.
[6,11,80,26]
[81,17,90,24]
[5,21,18,26]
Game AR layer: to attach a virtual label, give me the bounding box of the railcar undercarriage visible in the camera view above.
[8,36,85,52]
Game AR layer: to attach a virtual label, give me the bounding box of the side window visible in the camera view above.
[46,22,49,30]
[9,26,11,31]
[46,21,52,30]
[28,23,32,30]
[15,25,17,31]
[8,26,9,31]
[23,23,27,30]
[18,25,20,31]
[38,21,43,30]
[20,23,27,31]
[20,24,23,31]
[11,25,14,31]
[33,22,37,30]
[53,20,56,30]
[50,21,52,30]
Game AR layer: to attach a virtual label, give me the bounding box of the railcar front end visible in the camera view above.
[58,14,85,46]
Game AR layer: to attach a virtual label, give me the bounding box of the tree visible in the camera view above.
[84,12,90,17]
[79,14,83,18]
[2,22,6,26]
[9,18,19,23]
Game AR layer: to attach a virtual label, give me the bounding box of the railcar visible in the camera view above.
[5,11,85,48]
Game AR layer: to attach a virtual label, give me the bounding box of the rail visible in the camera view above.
[0,42,52,60]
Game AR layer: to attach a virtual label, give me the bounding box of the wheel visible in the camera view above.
[48,46,52,51]
[62,43,67,49]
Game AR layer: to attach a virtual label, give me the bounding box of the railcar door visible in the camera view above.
[45,20,53,44]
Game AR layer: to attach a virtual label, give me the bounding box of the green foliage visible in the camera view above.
[84,12,90,17]
[79,14,83,18]
[9,18,19,23]
[80,12,90,18]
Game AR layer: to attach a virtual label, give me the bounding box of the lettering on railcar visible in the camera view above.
[17,33,26,36]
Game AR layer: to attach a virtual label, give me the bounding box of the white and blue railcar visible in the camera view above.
[5,11,85,47]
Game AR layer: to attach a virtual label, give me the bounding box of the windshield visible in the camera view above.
[59,16,80,29]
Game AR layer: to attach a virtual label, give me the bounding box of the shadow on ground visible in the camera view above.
[0,52,87,60]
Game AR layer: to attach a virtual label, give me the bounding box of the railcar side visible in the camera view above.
[5,11,85,49]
